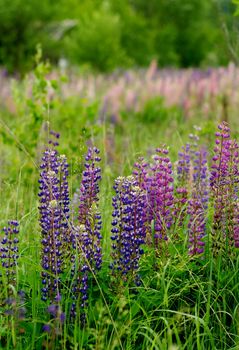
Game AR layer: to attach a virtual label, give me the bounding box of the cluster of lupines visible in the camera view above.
[110,149,175,284]
[110,176,146,285]
[3,121,239,341]
[210,122,239,255]
[133,149,174,248]
[187,147,209,255]
[109,122,239,286]
[38,135,103,326]
[70,147,102,320]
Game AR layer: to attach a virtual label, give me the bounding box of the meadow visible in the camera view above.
[0,58,239,350]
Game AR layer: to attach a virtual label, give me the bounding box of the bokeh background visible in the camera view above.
[0,0,238,74]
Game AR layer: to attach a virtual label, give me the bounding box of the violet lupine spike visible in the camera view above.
[0,221,26,320]
[174,143,191,227]
[77,146,102,271]
[188,147,209,256]
[233,200,239,248]
[210,122,232,255]
[133,157,149,190]
[0,220,19,288]
[39,132,70,303]
[58,154,70,244]
[145,148,174,254]
[110,176,146,286]
[70,147,102,321]
[224,140,239,251]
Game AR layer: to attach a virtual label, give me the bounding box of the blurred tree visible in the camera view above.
[0,0,62,73]
[0,0,237,73]
[65,7,129,71]
[110,0,154,66]
[131,0,221,66]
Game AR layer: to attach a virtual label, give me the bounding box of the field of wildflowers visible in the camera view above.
[1,60,239,350]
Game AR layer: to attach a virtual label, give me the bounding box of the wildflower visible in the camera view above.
[174,143,191,226]
[210,122,239,255]
[38,132,70,302]
[145,148,174,254]
[70,147,102,321]
[77,147,102,271]
[0,220,19,286]
[188,147,208,255]
[110,176,146,285]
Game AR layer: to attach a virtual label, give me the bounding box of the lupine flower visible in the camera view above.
[223,139,239,251]
[38,131,70,303]
[210,122,238,255]
[188,147,209,255]
[133,157,149,190]
[110,176,146,285]
[0,221,26,320]
[0,220,19,286]
[77,147,102,271]
[58,154,70,243]
[70,147,102,321]
[233,200,239,248]
[174,143,191,227]
[144,148,174,254]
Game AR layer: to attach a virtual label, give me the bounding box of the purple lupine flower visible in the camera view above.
[110,176,146,285]
[133,157,149,190]
[38,131,70,302]
[58,154,70,245]
[0,221,26,320]
[77,147,102,270]
[210,122,234,255]
[0,220,19,286]
[174,143,191,227]
[70,147,102,321]
[224,139,239,250]
[233,200,239,248]
[144,148,174,254]
[188,147,209,255]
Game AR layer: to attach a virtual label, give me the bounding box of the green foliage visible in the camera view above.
[65,8,129,72]
[134,97,183,124]
[0,0,60,73]
[0,0,237,73]
[0,51,99,196]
